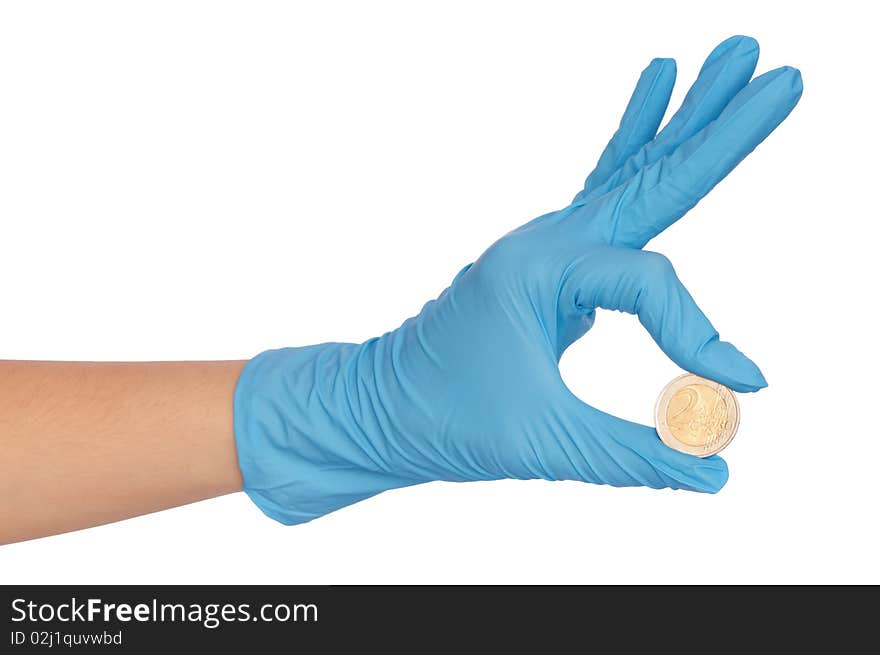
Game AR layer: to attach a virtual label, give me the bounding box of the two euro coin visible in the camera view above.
[654,374,739,457]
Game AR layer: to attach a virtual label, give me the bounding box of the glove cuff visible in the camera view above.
[233,343,421,525]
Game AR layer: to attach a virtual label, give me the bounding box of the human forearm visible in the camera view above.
[0,360,245,544]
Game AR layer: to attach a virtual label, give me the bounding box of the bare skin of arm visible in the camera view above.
[0,360,245,544]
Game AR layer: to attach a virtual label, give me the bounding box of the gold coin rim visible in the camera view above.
[654,373,740,458]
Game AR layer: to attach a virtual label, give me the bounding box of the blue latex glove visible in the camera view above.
[234,36,802,525]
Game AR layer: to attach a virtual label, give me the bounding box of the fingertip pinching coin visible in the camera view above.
[655,374,740,457]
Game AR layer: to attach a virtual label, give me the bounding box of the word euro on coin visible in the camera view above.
[654,374,739,457]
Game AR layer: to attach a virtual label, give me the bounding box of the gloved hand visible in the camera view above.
[233,36,802,524]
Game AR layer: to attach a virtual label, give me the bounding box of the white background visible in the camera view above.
[0,1,877,584]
